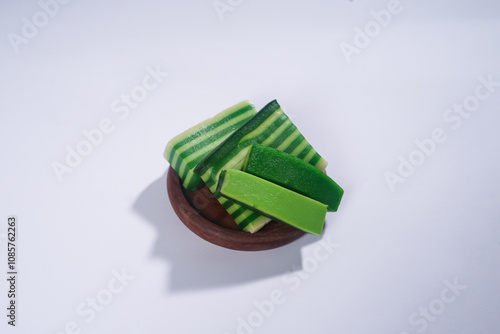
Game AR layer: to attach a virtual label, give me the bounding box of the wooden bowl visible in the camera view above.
[166,167,305,251]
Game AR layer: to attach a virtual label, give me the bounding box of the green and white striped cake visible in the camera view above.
[164,100,257,191]
[194,100,328,233]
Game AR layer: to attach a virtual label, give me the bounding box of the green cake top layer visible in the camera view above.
[243,144,343,211]
[216,169,327,235]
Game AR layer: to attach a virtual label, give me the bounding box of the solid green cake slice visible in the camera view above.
[194,100,328,232]
[216,170,327,235]
[164,101,257,191]
[243,144,344,211]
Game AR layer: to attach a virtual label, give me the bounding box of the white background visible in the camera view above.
[1,0,500,333]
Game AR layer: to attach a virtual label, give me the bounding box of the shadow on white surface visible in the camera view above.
[133,171,323,293]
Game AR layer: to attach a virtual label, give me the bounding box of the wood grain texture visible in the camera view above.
[166,166,305,251]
